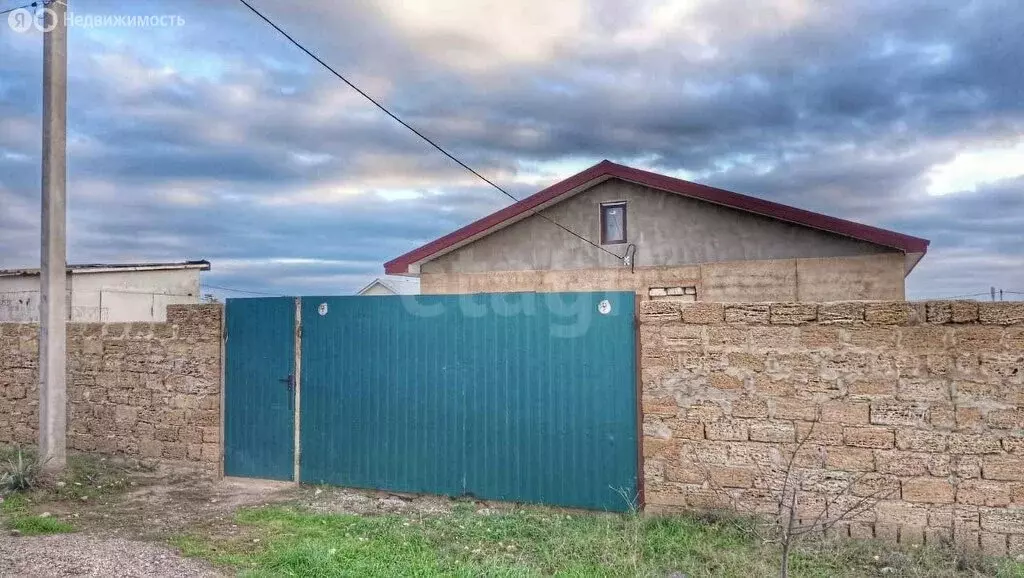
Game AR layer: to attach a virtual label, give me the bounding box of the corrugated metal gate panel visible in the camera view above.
[300,296,466,496]
[299,292,637,511]
[223,297,295,480]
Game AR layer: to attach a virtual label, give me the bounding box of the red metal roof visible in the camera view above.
[385,160,930,275]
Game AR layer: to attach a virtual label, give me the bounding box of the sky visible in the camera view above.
[0,0,1022,300]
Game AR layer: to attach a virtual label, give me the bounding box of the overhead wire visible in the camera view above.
[201,283,282,297]
[933,292,991,300]
[0,1,45,18]
[234,0,626,264]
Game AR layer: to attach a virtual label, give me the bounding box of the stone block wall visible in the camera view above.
[421,254,905,301]
[0,304,222,470]
[641,300,1024,554]
[420,264,703,297]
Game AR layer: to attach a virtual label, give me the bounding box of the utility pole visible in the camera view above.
[39,0,68,472]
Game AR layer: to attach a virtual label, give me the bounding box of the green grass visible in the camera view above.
[0,446,103,537]
[0,446,35,463]
[172,504,1024,577]
[1,492,75,536]
[7,515,75,536]
[0,493,28,515]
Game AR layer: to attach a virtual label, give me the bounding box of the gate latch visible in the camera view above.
[279,374,295,391]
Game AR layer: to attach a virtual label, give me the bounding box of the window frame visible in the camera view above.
[599,201,628,245]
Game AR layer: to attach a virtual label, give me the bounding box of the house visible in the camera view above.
[385,161,929,301]
[0,260,211,322]
[356,275,420,296]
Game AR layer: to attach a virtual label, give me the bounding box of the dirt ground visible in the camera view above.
[0,533,225,578]
[44,473,298,540]
[0,461,488,578]
[0,467,293,578]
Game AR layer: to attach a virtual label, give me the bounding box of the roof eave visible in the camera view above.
[904,250,928,277]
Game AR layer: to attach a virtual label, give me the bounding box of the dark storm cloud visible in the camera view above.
[0,0,1022,296]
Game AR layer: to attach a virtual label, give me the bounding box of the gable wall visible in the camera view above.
[422,178,899,275]
[359,283,397,296]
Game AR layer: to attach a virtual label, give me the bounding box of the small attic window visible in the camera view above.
[601,202,627,244]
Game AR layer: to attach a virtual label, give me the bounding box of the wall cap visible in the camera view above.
[638,300,1023,326]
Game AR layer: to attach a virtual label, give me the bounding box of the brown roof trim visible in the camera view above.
[385,160,930,275]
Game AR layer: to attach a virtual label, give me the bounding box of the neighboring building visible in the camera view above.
[385,161,930,301]
[356,275,420,296]
[0,260,210,322]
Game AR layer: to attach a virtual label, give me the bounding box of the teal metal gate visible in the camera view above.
[223,297,295,480]
[224,292,639,511]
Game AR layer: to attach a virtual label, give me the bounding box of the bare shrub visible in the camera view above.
[687,420,898,578]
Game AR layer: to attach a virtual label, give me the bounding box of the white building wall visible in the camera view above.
[358,282,397,296]
[0,268,202,323]
[0,276,49,323]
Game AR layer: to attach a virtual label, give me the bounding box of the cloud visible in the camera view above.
[926,140,1024,196]
[0,0,1022,299]
[892,176,1024,298]
[375,0,587,69]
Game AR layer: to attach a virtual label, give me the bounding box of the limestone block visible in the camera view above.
[844,427,895,449]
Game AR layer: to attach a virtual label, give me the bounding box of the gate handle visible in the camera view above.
[280,374,295,411]
[279,374,295,390]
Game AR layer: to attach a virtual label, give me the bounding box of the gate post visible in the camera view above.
[634,296,645,511]
[218,302,227,479]
[293,297,302,483]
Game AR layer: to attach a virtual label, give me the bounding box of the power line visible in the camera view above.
[927,289,1024,300]
[937,292,991,300]
[234,0,624,263]
[0,1,43,17]
[201,283,282,297]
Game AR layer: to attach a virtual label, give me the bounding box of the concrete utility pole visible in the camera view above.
[39,0,69,472]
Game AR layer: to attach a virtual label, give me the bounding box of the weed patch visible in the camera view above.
[0,493,28,515]
[50,454,139,501]
[2,491,75,536]
[173,504,1024,578]
[0,444,154,504]
[0,448,43,493]
[7,515,75,536]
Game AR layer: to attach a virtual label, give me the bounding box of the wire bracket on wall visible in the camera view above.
[623,244,637,274]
